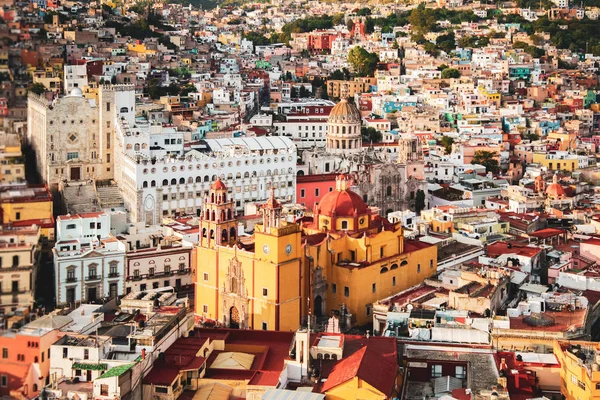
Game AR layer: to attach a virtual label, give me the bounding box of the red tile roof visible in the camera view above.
[319,345,397,395]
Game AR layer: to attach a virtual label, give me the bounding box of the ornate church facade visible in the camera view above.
[299,97,427,214]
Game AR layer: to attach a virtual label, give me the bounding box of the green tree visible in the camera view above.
[441,136,454,154]
[436,32,456,54]
[409,4,438,36]
[329,70,345,80]
[29,83,47,95]
[441,68,460,79]
[244,31,270,46]
[361,127,382,143]
[347,47,379,77]
[472,150,499,174]
[415,190,426,215]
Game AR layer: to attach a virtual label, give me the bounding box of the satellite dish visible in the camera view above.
[406,304,414,312]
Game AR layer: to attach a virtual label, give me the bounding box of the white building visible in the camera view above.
[63,64,88,94]
[53,212,126,305]
[113,118,297,223]
[50,334,112,384]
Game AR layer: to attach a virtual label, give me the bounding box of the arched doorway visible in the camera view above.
[229,306,240,329]
[314,296,323,317]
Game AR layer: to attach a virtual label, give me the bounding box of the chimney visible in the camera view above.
[142,348,146,360]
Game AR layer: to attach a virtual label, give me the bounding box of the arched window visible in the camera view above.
[179,178,185,185]
[171,178,177,185]
[142,181,148,188]
[227,209,232,220]
[195,176,202,183]
[386,186,392,196]
[162,179,168,186]
[204,175,209,182]
[212,175,217,181]
[221,229,228,243]
[380,267,388,274]
[211,210,216,221]
[211,193,215,203]
[151,180,156,187]
[244,172,250,178]
[390,264,398,270]
[221,210,226,221]
[400,260,409,266]
[134,143,140,151]
[209,230,214,239]
[188,177,194,184]
[230,227,236,240]
[202,228,207,238]
[205,210,209,220]
[236,172,241,178]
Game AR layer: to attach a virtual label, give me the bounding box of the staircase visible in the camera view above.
[96,184,124,210]
[62,182,101,215]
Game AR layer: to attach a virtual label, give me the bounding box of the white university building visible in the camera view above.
[113,117,297,224]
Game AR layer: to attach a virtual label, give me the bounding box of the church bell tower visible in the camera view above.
[200,178,237,248]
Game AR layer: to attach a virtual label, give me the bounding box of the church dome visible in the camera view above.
[69,87,83,97]
[545,183,565,198]
[545,173,565,198]
[316,177,368,218]
[328,98,361,125]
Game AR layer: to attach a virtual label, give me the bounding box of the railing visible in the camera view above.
[66,277,77,283]
[0,287,29,295]
[85,275,100,281]
[108,272,120,278]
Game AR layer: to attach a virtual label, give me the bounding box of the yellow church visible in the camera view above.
[195,174,438,331]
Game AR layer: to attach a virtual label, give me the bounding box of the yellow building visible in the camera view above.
[195,175,438,329]
[554,340,600,400]
[478,86,501,108]
[0,185,54,240]
[0,132,25,184]
[532,152,579,172]
[126,43,157,55]
[326,77,375,99]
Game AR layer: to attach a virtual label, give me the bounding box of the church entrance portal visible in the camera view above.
[229,306,240,329]
[314,296,323,317]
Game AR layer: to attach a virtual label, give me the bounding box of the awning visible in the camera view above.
[72,363,108,371]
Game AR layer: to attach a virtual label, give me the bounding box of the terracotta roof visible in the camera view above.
[319,346,396,395]
[211,177,227,190]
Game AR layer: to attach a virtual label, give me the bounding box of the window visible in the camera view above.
[15,212,20,220]
[315,188,319,196]
[83,349,89,360]
[263,288,268,296]
[164,266,171,274]
[430,259,434,269]
[341,220,348,230]
[332,284,337,294]
[455,365,466,379]
[155,387,168,394]
[393,276,396,286]
[107,154,111,163]
[417,264,421,273]
[366,305,371,316]
[2,348,7,359]
[372,283,376,293]
[109,264,117,276]
[1,375,6,387]
[106,102,111,112]
[203,273,209,281]
[262,322,268,330]
[63,348,68,359]
[344,286,350,297]
[100,384,109,396]
[67,152,79,160]
[431,364,442,378]
[380,246,385,258]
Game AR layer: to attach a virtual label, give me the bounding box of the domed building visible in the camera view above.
[544,173,573,210]
[326,98,362,155]
[196,175,438,330]
[300,98,427,215]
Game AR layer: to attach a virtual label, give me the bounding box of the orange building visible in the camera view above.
[0,315,68,399]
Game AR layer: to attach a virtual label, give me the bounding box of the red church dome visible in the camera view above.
[316,187,368,218]
[545,183,565,198]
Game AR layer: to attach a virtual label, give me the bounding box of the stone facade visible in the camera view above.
[26,85,135,188]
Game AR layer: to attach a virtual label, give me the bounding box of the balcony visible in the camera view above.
[85,275,100,282]
[177,268,190,275]
[108,272,120,278]
[66,277,77,283]
[1,287,29,295]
